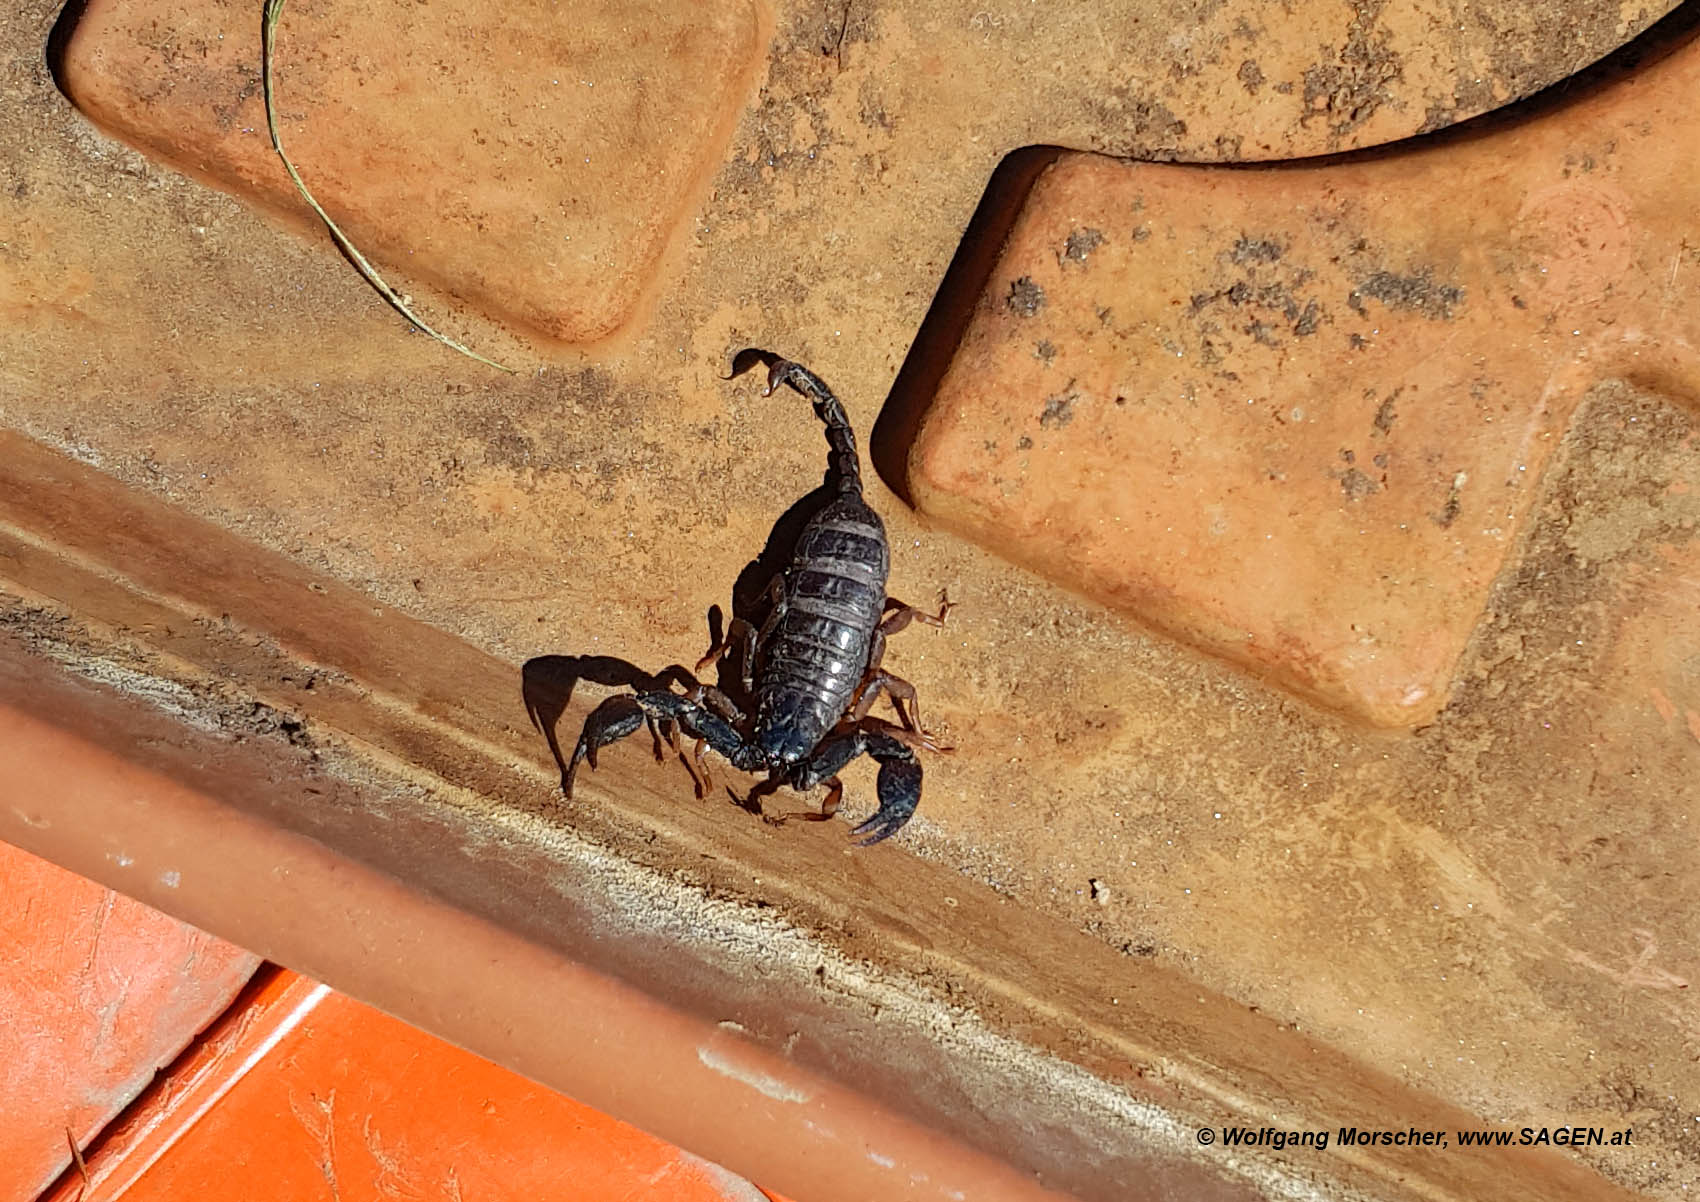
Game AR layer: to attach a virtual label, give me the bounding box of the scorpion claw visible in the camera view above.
[564,695,645,799]
[850,756,921,846]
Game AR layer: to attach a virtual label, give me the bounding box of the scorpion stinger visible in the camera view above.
[560,352,951,844]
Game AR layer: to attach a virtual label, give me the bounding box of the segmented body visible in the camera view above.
[751,362,889,766]
[755,495,889,764]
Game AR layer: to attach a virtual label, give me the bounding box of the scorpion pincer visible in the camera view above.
[564,350,951,844]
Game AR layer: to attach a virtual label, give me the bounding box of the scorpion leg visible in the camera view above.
[669,731,710,799]
[768,776,844,827]
[733,773,784,818]
[794,726,923,845]
[695,616,757,680]
[851,669,920,733]
[639,663,705,764]
[850,714,950,757]
[848,592,954,739]
[748,576,787,693]
[690,682,747,724]
[688,738,713,798]
[676,681,746,798]
[654,717,711,797]
[850,677,954,751]
[877,591,955,640]
[650,717,675,763]
[698,577,784,693]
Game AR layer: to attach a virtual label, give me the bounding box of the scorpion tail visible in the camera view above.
[761,356,863,495]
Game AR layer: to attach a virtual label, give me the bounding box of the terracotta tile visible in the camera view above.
[0,841,258,1198]
[41,968,786,1202]
[909,46,1700,727]
[56,0,769,343]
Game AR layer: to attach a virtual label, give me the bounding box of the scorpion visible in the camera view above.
[564,350,951,845]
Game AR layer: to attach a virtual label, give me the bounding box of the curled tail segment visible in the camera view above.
[762,357,863,495]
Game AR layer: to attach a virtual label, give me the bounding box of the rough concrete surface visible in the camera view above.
[2,0,1697,1198]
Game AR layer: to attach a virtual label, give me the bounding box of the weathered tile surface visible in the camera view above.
[1,842,258,1196]
[911,51,1700,725]
[57,0,768,342]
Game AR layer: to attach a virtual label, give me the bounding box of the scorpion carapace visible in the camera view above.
[563,350,951,845]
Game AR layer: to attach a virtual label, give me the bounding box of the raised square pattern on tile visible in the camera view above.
[908,48,1700,726]
[57,0,768,343]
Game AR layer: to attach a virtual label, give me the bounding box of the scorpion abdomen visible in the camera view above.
[755,495,890,764]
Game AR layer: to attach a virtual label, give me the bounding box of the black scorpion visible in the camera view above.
[564,351,950,844]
